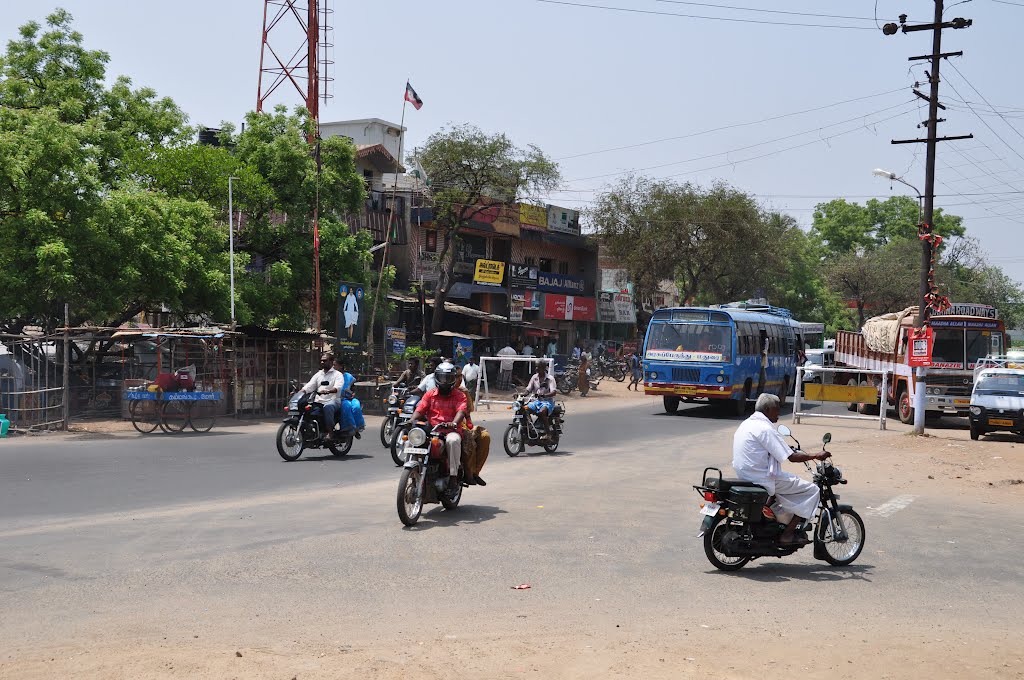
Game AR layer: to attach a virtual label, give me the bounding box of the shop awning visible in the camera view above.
[433,331,489,340]
[388,291,529,325]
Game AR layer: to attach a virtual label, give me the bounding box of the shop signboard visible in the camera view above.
[473,258,505,286]
[538,272,586,294]
[386,327,407,356]
[543,294,597,321]
[523,289,541,310]
[519,203,548,231]
[336,282,366,353]
[613,292,636,323]
[510,296,524,322]
[547,205,581,236]
[509,263,539,288]
[598,291,617,323]
[935,303,998,319]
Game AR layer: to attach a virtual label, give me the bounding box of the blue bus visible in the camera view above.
[642,304,805,415]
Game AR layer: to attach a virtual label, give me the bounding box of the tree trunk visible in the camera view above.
[856,301,866,328]
[430,227,457,348]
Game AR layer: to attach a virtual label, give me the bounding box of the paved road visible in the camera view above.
[1,393,1022,679]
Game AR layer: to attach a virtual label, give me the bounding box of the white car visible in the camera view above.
[968,368,1024,440]
[802,349,835,383]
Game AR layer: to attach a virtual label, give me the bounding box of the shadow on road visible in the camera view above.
[287,453,375,462]
[404,504,508,531]
[710,562,874,583]
[654,403,796,420]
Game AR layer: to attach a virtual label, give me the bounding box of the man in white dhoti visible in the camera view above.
[732,393,830,546]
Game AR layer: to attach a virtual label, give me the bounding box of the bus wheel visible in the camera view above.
[663,396,680,414]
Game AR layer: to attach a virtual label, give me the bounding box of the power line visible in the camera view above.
[946,61,1024,144]
[653,0,884,21]
[563,101,917,184]
[531,0,878,29]
[943,71,1024,165]
[989,0,1024,6]
[556,87,907,161]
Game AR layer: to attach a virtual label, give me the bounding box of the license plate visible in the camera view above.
[678,387,697,396]
[953,399,970,406]
[404,447,429,456]
[988,418,1014,427]
[699,502,720,516]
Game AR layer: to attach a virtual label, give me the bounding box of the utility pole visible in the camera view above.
[882,1,972,435]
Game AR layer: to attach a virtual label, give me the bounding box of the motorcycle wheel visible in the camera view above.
[390,428,408,466]
[613,366,626,382]
[557,376,575,395]
[397,467,423,526]
[503,423,524,457]
[703,514,750,571]
[276,422,304,461]
[380,417,395,448]
[815,508,866,566]
[441,478,463,511]
[543,434,559,453]
[329,435,352,457]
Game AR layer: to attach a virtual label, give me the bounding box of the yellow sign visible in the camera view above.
[473,259,505,286]
[519,203,548,229]
[804,384,878,404]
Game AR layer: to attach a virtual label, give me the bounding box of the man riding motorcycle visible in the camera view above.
[524,362,558,440]
[412,362,469,494]
[732,393,831,545]
[393,358,423,388]
[302,352,343,432]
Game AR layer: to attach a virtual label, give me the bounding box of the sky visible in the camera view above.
[3,0,1023,286]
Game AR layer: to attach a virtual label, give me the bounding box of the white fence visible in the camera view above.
[792,366,888,430]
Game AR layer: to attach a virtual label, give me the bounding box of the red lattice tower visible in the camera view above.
[256,0,334,124]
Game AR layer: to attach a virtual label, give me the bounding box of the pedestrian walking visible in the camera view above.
[628,351,642,391]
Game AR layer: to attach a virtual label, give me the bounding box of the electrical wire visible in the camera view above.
[556,87,908,161]
[563,101,917,184]
[531,0,878,29]
[942,72,1024,166]
[653,0,884,21]
[947,61,1024,145]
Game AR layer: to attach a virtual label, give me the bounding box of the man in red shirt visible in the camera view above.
[413,362,469,494]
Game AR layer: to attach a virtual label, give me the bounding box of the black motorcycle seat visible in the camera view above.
[706,477,767,493]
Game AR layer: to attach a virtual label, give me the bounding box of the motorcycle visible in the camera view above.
[389,392,422,466]
[380,384,409,448]
[503,394,565,456]
[276,380,354,461]
[596,355,627,382]
[396,423,466,526]
[693,428,865,571]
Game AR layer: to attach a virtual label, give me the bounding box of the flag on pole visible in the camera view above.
[313,221,320,253]
[404,81,423,110]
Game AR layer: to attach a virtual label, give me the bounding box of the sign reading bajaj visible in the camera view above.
[538,272,586,294]
[473,259,505,286]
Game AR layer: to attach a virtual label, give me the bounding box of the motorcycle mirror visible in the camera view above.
[777,424,792,437]
[822,433,832,445]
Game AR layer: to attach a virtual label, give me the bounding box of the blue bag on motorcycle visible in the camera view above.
[728,486,769,522]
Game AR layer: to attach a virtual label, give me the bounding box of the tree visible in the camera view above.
[412,124,560,342]
[811,196,965,258]
[0,10,223,333]
[940,237,1024,329]
[590,176,793,306]
[824,239,920,328]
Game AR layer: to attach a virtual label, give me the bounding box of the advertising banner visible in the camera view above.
[907,327,933,368]
[613,292,636,323]
[519,203,548,230]
[598,291,617,323]
[453,338,473,366]
[386,327,407,356]
[543,294,597,321]
[547,205,581,235]
[336,282,366,352]
[538,272,586,294]
[509,263,539,288]
[510,296,524,322]
[598,291,636,323]
[473,259,506,286]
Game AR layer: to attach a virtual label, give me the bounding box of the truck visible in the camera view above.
[832,304,1007,424]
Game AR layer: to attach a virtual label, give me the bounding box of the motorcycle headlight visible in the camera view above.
[408,428,427,447]
[970,405,982,416]
[514,400,523,411]
[388,395,399,405]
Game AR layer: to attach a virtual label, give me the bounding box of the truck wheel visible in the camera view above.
[847,377,859,412]
[857,380,879,415]
[898,388,914,425]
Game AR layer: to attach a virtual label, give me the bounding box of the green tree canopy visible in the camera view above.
[811,196,965,258]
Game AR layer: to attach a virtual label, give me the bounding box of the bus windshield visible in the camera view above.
[646,323,732,362]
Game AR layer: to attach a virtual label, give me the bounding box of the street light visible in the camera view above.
[872,168,923,222]
[228,176,239,328]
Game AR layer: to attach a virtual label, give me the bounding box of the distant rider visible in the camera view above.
[732,393,830,546]
[524,362,558,440]
[412,362,469,494]
[394,358,423,388]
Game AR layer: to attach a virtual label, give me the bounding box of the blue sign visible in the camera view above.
[537,272,586,294]
[453,338,473,367]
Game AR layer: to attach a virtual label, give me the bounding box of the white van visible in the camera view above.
[968,367,1024,440]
